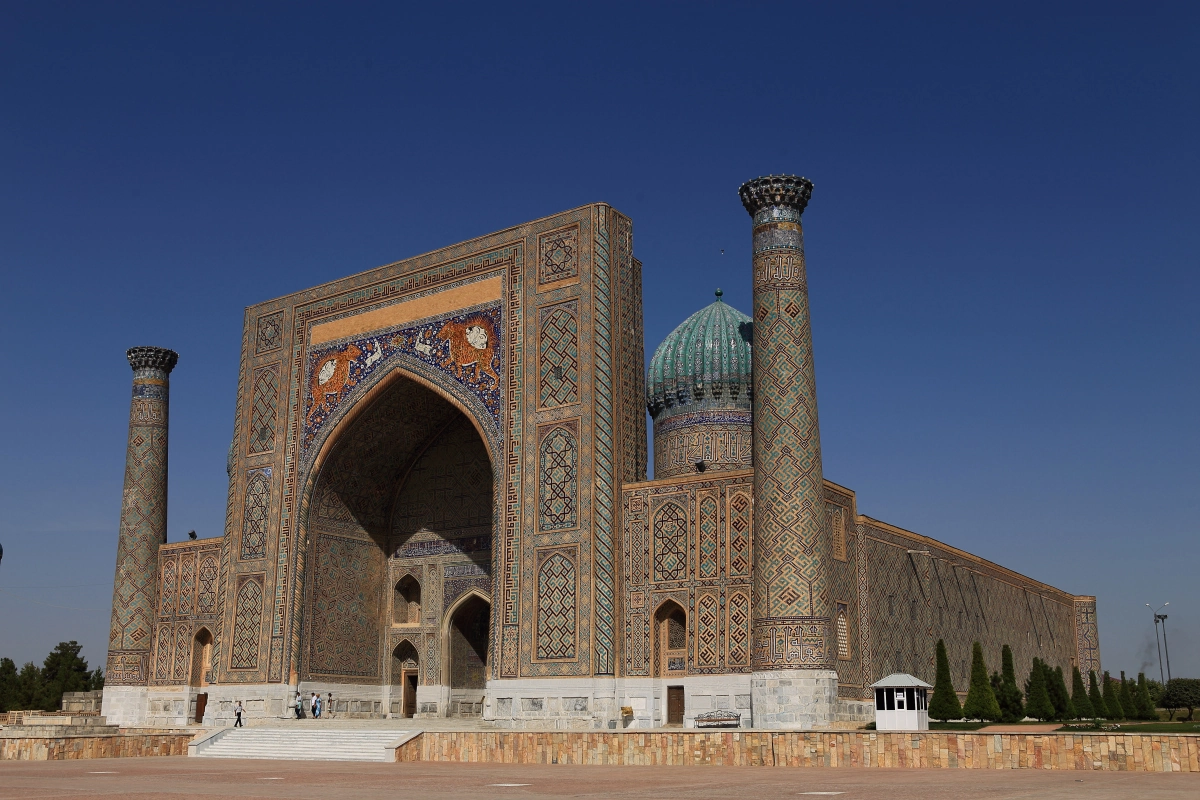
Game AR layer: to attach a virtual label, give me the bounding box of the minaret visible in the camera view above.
[103,346,178,725]
[739,175,837,728]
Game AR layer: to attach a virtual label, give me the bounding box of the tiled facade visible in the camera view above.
[102,183,1101,731]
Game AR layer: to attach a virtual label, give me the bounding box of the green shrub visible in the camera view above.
[929,639,963,721]
[962,642,1001,722]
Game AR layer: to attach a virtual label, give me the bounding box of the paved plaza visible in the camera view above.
[1,757,1196,800]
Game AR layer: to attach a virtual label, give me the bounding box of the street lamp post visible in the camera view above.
[1161,614,1173,683]
[1148,603,1169,685]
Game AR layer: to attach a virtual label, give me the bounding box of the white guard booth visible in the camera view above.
[872,673,931,731]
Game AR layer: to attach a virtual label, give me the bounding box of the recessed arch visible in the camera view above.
[394,574,422,626]
[298,364,497,686]
[653,598,687,678]
[442,590,490,716]
[190,626,213,687]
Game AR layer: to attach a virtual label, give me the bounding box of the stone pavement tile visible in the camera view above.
[0,757,1198,800]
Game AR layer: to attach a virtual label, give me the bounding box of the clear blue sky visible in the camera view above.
[1,3,1196,683]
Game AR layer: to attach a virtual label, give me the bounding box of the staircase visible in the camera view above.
[193,728,414,762]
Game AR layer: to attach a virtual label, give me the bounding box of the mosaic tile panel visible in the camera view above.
[537,420,579,532]
[535,549,577,660]
[240,470,270,560]
[255,311,284,354]
[230,576,264,669]
[537,224,579,285]
[247,364,279,455]
[538,301,580,408]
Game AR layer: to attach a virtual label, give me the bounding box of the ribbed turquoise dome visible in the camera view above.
[647,289,753,421]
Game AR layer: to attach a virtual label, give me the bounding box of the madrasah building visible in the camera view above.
[101,175,1102,729]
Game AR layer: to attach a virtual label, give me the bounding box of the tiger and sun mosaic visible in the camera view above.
[102,179,1101,731]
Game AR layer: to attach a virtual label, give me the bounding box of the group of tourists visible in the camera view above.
[292,690,335,719]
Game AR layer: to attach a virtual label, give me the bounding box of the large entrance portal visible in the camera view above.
[302,369,495,718]
[446,594,490,717]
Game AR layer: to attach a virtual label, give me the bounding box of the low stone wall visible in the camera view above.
[0,731,194,761]
[395,730,1200,772]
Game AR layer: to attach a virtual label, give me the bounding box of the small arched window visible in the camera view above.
[394,575,421,625]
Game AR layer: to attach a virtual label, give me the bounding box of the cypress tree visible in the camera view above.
[1135,673,1155,721]
[996,644,1024,723]
[1102,671,1124,720]
[1050,665,1075,720]
[1089,670,1108,719]
[1119,672,1137,723]
[0,658,17,713]
[929,639,963,721]
[1071,666,1094,719]
[963,642,1002,721]
[1024,658,1055,721]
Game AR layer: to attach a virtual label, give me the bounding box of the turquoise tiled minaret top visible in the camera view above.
[646,289,753,423]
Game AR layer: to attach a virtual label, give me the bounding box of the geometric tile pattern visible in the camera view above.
[622,472,754,677]
[696,593,719,667]
[652,502,688,582]
[728,492,751,577]
[741,177,832,670]
[255,311,283,354]
[698,496,719,578]
[106,348,176,686]
[1074,598,1101,677]
[197,556,218,615]
[240,470,270,560]
[307,534,382,679]
[537,224,579,286]
[230,576,263,669]
[538,302,579,408]
[178,556,195,616]
[728,591,751,667]
[248,365,279,454]
[149,539,220,687]
[535,550,576,660]
[829,504,847,562]
[538,422,578,532]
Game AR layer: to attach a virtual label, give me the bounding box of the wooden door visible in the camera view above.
[403,672,418,718]
[666,686,684,725]
[194,693,208,723]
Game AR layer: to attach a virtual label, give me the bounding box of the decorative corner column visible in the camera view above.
[739,175,837,728]
[102,346,178,726]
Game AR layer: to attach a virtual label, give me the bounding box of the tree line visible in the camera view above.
[928,639,1199,722]
[0,641,104,713]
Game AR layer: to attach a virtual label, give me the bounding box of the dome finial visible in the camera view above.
[715,288,723,301]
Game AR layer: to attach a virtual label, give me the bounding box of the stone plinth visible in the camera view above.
[750,669,838,729]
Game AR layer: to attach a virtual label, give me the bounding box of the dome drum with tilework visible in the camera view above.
[647,290,754,479]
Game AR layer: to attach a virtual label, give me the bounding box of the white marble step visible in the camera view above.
[195,729,412,762]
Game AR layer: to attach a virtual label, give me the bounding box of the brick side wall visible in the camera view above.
[396,730,1199,772]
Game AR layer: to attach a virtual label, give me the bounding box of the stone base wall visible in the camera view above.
[99,685,148,727]
[396,729,1200,772]
[0,732,193,761]
[751,669,838,729]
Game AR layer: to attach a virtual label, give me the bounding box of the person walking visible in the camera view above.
[326,693,335,719]
[234,701,245,727]
[311,692,320,719]
[294,691,304,719]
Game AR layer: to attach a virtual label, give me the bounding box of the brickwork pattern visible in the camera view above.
[740,176,832,670]
[106,347,177,687]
